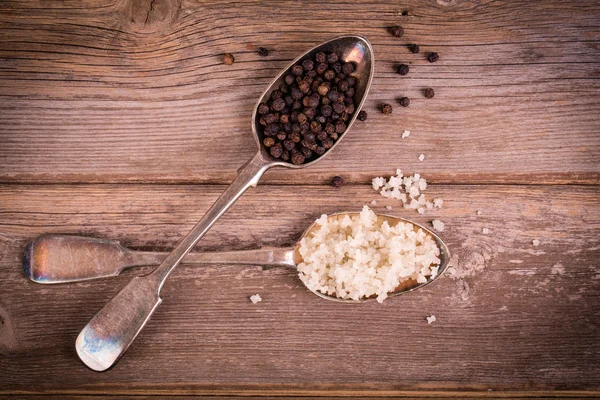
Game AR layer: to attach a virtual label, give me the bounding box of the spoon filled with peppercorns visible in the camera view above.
[75,35,374,371]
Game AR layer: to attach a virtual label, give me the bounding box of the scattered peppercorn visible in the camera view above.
[331,176,344,187]
[397,64,410,75]
[408,44,420,54]
[381,103,393,114]
[389,25,404,37]
[257,51,358,165]
[424,88,435,98]
[399,97,410,107]
[427,52,439,63]
[357,110,368,121]
[223,53,235,65]
[257,47,269,57]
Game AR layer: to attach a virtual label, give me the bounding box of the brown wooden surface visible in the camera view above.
[1,0,599,398]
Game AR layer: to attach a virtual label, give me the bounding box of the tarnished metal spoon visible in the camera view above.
[74,35,375,372]
[24,214,450,302]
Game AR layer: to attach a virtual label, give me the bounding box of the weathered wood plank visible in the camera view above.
[0,184,598,391]
[0,0,599,184]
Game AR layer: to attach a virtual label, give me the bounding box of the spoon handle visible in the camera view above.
[76,151,272,371]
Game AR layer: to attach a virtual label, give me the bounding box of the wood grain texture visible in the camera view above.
[1,184,599,393]
[1,0,599,184]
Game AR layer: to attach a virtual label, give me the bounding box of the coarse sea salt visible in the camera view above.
[372,169,440,213]
[297,206,441,303]
[250,294,262,304]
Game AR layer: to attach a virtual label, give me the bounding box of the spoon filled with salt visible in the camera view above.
[25,207,450,303]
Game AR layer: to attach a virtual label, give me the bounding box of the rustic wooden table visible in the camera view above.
[1,0,599,398]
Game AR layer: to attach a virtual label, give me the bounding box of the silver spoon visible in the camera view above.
[74,35,375,372]
[23,214,450,301]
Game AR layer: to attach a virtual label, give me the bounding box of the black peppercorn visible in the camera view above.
[257,47,269,57]
[427,52,439,63]
[289,132,301,142]
[324,123,335,134]
[357,110,367,121]
[342,62,354,75]
[283,139,295,151]
[331,176,344,187]
[317,131,328,141]
[270,143,283,158]
[316,62,328,75]
[223,53,235,65]
[327,52,338,63]
[324,70,335,81]
[264,113,277,124]
[310,121,321,132]
[284,74,295,85]
[281,151,290,161]
[346,77,356,87]
[397,64,409,75]
[301,147,313,158]
[263,137,275,148]
[322,138,334,149]
[381,104,393,114]
[292,64,304,75]
[332,62,342,74]
[315,146,326,155]
[408,44,420,54]
[321,104,333,117]
[389,26,404,37]
[302,59,314,71]
[424,88,435,98]
[272,98,286,111]
[399,97,410,107]
[291,153,305,165]
[258,103,269,115]
[317,83,329,96]
[335,121,346,133]
[333,102,346,114]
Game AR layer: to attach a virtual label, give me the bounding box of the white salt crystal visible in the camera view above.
[418,154,425,161]
[482,228,489,235]
[385,205,393,211]
[401,130,410,139]
[532,239,540,246]
[432,220,445,232]
[426,201,434,209]
[426,315,436,324]
[370,200,377,206]
[250,294,262,304]
[433,198,443,208]
[417,207,424,214]
[372,177,386,191]
[476,210,482,215]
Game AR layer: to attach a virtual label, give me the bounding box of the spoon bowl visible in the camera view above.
[252,35,374,167]
[295,212,451,303]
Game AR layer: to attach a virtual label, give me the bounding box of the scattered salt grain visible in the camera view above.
[249,294,262,304]
[370,200,377,206]
[418,154,425,161]
[297,206,442,303]
[426,315,436,324]
[401,130,411,139]
[482,228,489,235]
[432,219,445,232]
[372,170,439,214]
[476,210,482,215]
[417,207,424,214]
[532,239,540,246]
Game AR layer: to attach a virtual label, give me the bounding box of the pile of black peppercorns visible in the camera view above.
[257,51,358,165]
